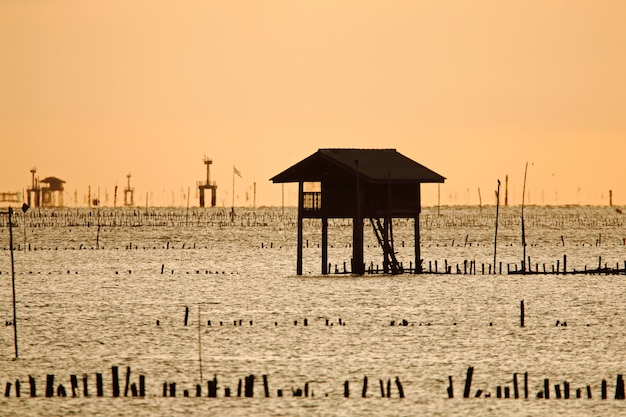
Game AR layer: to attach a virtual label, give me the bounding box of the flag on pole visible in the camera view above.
[233,166,242,178]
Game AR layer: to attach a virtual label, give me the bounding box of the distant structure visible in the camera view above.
[124,174,135,206]
[26,167,40,207]
[0,192,20,203]
[26,168,65,207]
[198,156,217,207]
[271,148,445,275]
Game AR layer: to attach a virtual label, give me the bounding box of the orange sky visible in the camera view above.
[1,0,625,207]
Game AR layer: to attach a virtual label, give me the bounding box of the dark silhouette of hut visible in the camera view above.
[271,148,445,275]
[39,176,65,207]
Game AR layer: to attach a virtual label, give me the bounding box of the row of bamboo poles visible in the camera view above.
[2,366,404,399]
[448,367,626,400]
[0,208,623,229]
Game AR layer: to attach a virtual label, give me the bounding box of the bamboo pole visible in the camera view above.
[9,207,18,358]
[521,162,528,272]
[493,180,501,273]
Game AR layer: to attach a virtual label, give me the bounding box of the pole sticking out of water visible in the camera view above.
[9,207,18,358]
[198,307,203,382]
[493,180,501,273]
[521,163,529,272]
[186,187,190,227]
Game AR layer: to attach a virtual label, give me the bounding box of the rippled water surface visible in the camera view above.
[1,205,626,416]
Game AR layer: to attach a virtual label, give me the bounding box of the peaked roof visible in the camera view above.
[271,148,445,183]
[40,177,66,184]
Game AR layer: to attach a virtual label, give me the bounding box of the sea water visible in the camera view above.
[0,205,625,416]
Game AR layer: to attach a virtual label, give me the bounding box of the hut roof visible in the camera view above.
[271,148,445,184]
[40,177,66,191]
[40,177,65,185]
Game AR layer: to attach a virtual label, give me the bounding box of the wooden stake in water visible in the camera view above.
[8,207,18,358]
[186,186,190,227]
[198,307,203,382]
[521,162,528,272]
[493,180,501,272]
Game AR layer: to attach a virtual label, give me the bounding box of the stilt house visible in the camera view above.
[270,148,445,275]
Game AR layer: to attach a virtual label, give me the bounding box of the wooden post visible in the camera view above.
[353,161,364,275]
[29,375,36,397]
[46,374,54,398]
[395,377,405,398]
[520,300,525,327]
[140,375,145,397]
[124,366,131,397]
[263,375,270,397]
[112,366,120,397]
[521,162,528,272]
[615,374,624,399]
[513,373,519,399]
[83,374,88,397]
[362,376,368,398]
[71,375,78,397]
[524,372,528,399]
[96,373,103,397]
[463,367,473,398]
[297,182,303,275]
[447,376,453,398]
[322,217,328,274]
[415,212,421,274]
[244,375,254,397]
[344,380,349,397]
[493,181,500,273]
[8,208,18,358]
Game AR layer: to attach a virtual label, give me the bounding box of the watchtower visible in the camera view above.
[198,157,217,207]
[124,174,135,206]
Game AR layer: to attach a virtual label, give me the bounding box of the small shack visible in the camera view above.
[270,148,445,275]
[39,177,65,207]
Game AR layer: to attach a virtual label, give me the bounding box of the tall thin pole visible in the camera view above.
[493,180,501,273]
[231,168,235,220]
[197,307,203,382]
[9,207,18,358]
[186,186,190,226]
[521,163,529,272]
[23,209,27,251]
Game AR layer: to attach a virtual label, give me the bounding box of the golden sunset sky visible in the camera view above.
[1,0,625,207]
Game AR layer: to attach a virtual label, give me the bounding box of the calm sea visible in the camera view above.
[1,205,626,416]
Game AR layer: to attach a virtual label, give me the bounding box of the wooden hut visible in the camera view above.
[39,176,65,207]
[270,148,445,275]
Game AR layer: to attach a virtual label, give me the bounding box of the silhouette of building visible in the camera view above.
[271,148,445,275]
[198,156,217,207]
[39,177,65,207]
[26,168,65,208]
[124,174,135,206]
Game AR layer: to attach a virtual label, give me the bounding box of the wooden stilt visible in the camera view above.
[322,217,328,274]
[297,182,303,275]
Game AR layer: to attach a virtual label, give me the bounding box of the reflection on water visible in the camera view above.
[0,206,625,416]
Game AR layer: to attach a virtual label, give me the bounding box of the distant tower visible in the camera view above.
[124,174,135,206]
[27,167,40,207]
[505,175,509,206]
[198,156,217,207]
